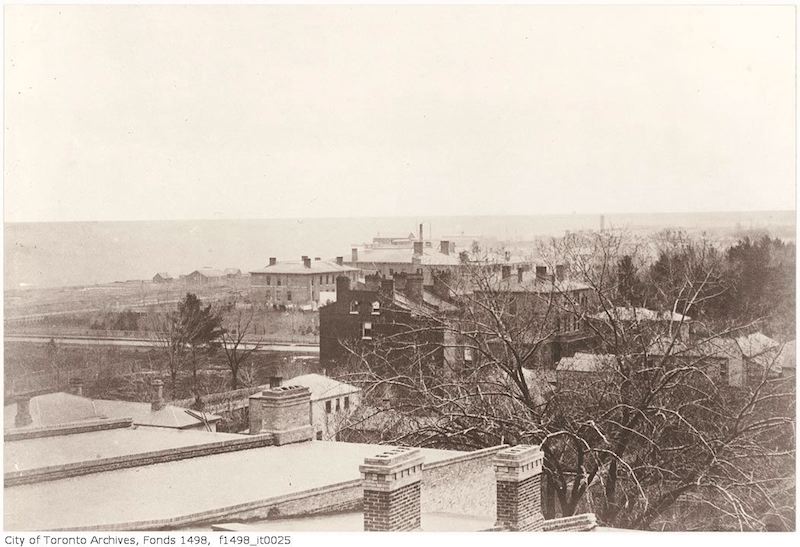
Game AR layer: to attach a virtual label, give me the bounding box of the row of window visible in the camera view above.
[324,396,350,413]
[263,274,338,286]
[350,300,380,315]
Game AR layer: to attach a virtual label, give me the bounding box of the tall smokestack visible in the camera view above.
[351,248,359,263]
[419,223,423,242]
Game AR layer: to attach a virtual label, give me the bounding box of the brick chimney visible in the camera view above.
[269,257,277,266]
[249,385,314,445]
[360,447,424,531]
[439,240,450,255]
[314,257,321,261]
[336,275,351,298]
[418,223,423,242]
[494,445,545,531]
[555,264,565,281]
[351,248,359,263]
[405,273,424,303]
[380,277,395,295]
[269,376,283,388]
[151,378,166,411]
[413,241,423,256]
[535,266,547,281]
[303,257,312,269]
[15,395,32,427]
[336,256,344,266]
[69,377,84,397]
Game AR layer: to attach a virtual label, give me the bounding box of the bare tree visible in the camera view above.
[220,304,263,389]
[332,232,795,531]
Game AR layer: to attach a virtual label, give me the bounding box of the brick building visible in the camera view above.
[249,256,360,309]
[319,273,460,366]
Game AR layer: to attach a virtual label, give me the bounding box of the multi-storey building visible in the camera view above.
[250,256,360,309]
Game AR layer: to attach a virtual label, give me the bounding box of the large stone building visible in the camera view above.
[249,256,360,309]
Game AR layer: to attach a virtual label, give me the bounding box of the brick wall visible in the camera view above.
[496,474,543,531]
[363,481,421,531]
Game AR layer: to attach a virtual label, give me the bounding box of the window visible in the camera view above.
[287,291,292,301]
[277,278,282,286]
[720,361,729,384]
[464,347,474,362]
[316,431,323,440]
[362,321,373,339]
[416,268,422,274]
[344,396,350,409]
[371,301,380,315]
[325,400,332,414]
[266,276,271,286]
[336,399,341,412]
[319,276,323,284]
[350,300,359,314]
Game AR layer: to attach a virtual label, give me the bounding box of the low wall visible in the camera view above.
[5,434,275,487]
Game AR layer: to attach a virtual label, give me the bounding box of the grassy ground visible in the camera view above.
[4,341,320,402]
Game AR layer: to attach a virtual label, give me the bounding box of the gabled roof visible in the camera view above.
[190,268,227,278]
[4,392,220,432]
[250,261,358,275]
[647,337,740,359]
[154,272,172,278]
[556,353,618,373]
[286,374,361,401]
[590,306,690,322]
[735,332,780,358]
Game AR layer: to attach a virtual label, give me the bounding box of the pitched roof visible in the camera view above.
[590,306,691,322]
[647,337,740,359]
[735,332,780,358]
[250,260,358,275]
[556,353,618,373]
[286,374,361,401]
[4,392,220,432]
[190,268,227,278]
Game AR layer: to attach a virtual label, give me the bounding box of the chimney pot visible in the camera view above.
[249,385,313,445]
[151,378,165,411]
[269,257,277,266]
[336,256,344,266]
[361,447,424,531]
[14,396,32,428]
[303,257,311,269]
[69,377,84,397]
[494,445,545,531]
[269,376,283,388]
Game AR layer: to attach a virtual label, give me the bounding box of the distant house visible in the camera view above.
[5,384,221,432]
[286,373,362,441]
[224,268,242,277]
[556,353,619,388]
[152,272,173,283]
[249,256,360,308]
[735,332,784,380]
[185,268,229,285]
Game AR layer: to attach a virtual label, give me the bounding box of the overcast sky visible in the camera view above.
[3,5,795,223]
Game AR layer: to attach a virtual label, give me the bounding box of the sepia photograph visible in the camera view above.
[1,2,796,536]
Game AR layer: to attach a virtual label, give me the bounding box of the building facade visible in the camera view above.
[250,256,360,309]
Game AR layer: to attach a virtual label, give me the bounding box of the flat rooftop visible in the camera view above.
[4,441,465,530]
[4,426,241,473]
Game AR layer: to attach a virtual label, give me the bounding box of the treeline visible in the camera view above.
[618,234,795,337]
